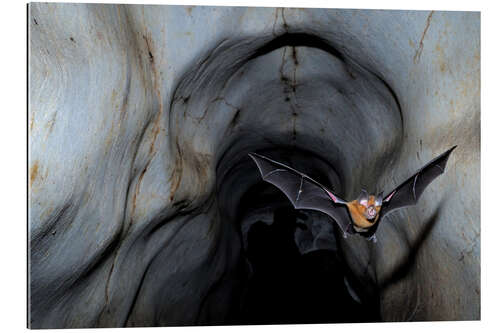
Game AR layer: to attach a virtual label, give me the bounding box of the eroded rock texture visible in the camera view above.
[29,3,480,328]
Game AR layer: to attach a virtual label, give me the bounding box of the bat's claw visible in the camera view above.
[343,232,348,239]
[367,234,378,243]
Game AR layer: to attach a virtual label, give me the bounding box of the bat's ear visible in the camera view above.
[375,192,383,206]
[357,189,369,206]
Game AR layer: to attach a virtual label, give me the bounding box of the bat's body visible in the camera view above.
[249,146,456,241]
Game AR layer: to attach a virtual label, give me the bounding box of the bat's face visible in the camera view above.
[346,191,384,230]
[358,195,382,221]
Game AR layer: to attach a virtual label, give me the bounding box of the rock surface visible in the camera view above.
[29,3,479,328]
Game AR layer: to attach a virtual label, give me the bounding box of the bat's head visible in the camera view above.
[357,190,383,221]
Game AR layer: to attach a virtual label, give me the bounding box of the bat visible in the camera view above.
[248,146,456,242]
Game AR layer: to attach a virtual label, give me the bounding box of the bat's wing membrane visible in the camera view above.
[380,145,457,219]
[249,153,352,234]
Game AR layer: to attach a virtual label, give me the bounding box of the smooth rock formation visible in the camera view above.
[29,3,480,328]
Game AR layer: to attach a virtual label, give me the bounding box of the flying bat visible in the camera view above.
[249,146,456,242]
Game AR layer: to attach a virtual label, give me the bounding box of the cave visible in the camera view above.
[28,3,480,328]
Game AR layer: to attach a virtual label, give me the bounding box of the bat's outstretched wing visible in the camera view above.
[249,153,353,235]
[379,145,457,220]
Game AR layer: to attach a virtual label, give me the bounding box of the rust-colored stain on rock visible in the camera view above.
[30,114,35,132]
[30,161,39,186]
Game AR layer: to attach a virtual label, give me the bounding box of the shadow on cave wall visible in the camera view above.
[378,208,441,292]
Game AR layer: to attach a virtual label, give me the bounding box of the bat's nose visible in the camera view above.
[367,206,376,218]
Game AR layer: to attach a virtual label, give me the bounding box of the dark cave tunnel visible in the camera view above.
[213,149,383,325]
[236,185,381,324]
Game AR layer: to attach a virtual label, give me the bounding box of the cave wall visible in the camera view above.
[28,3,480,328]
